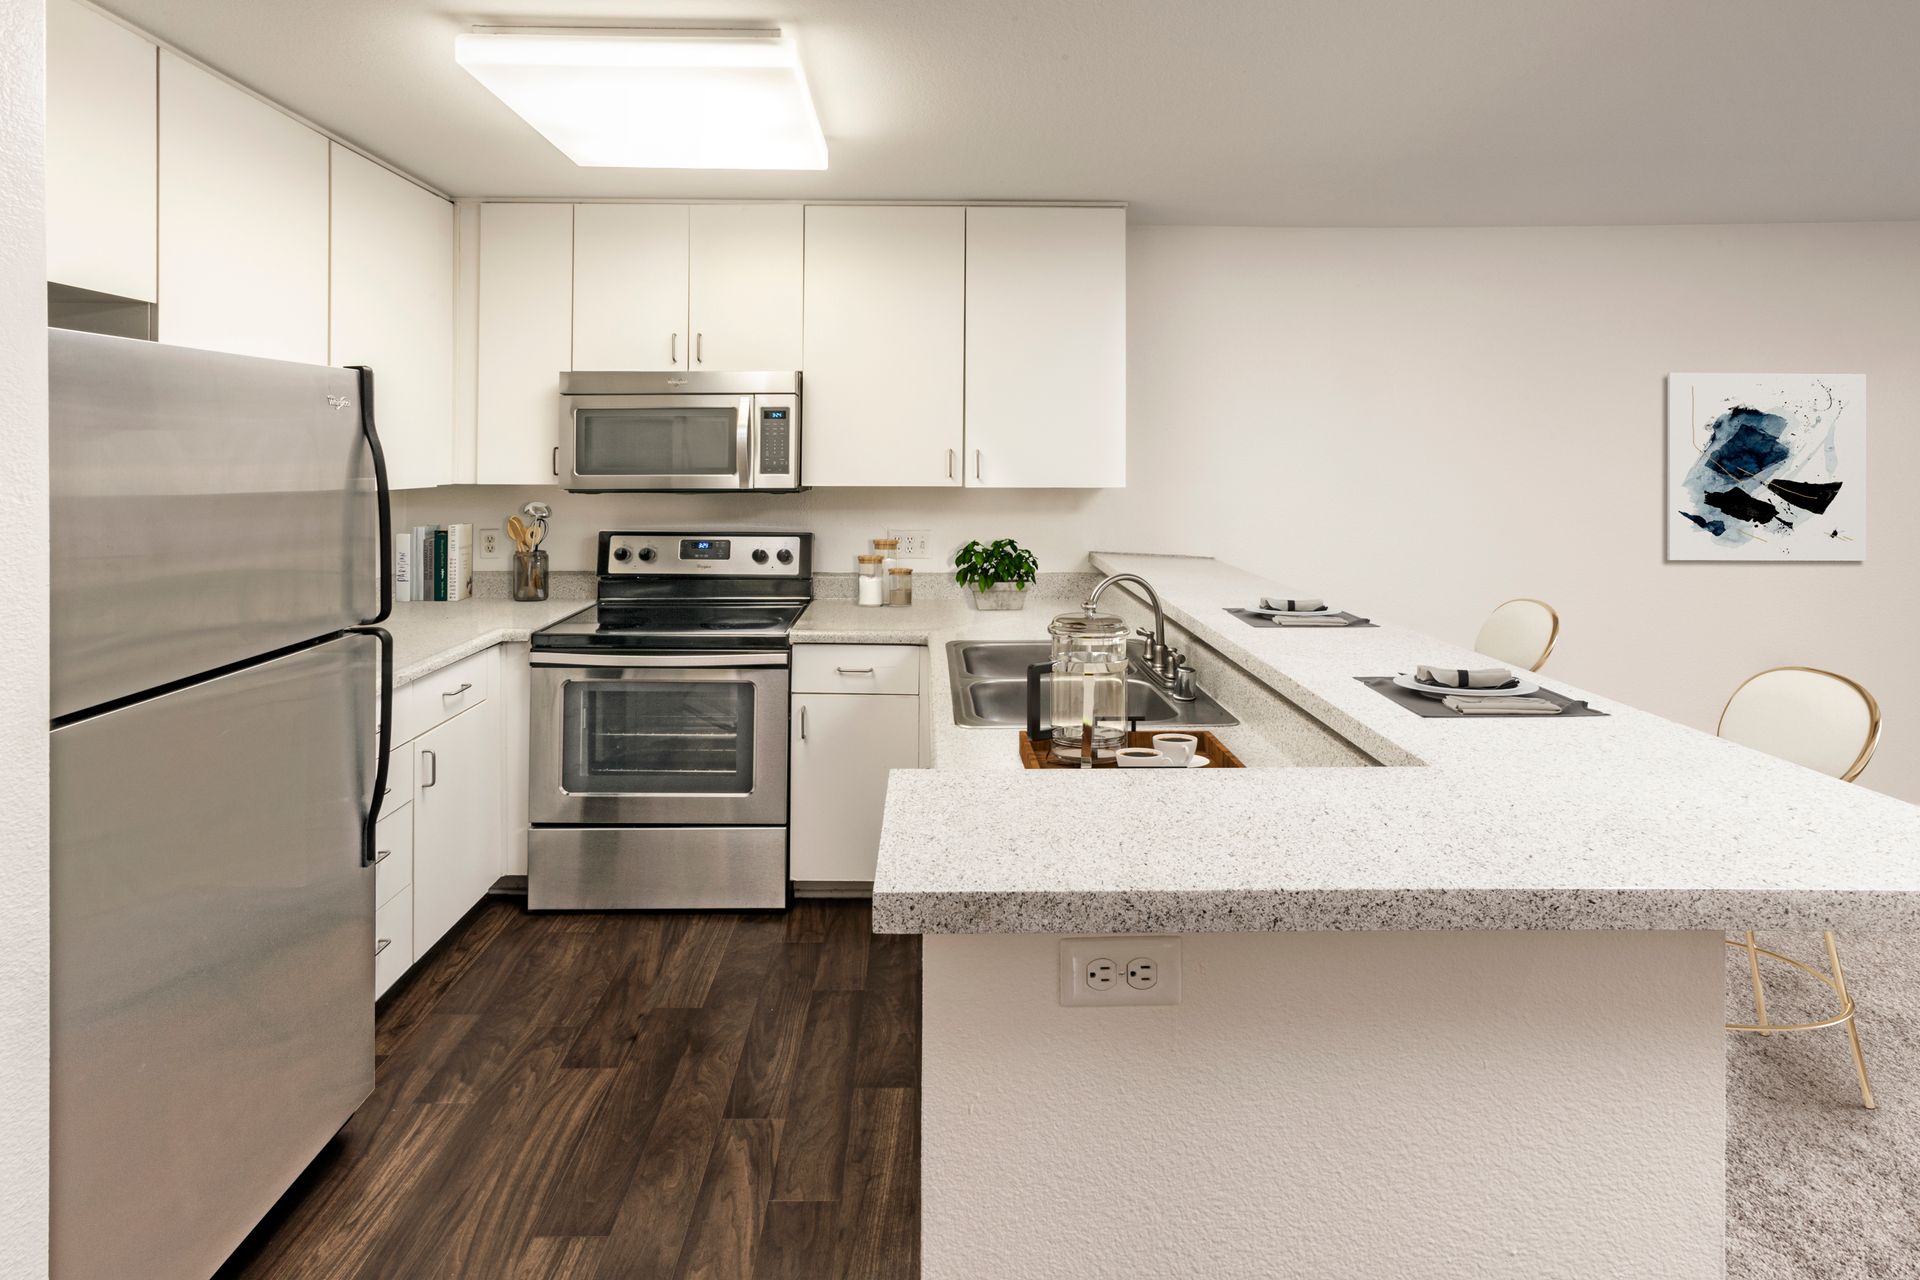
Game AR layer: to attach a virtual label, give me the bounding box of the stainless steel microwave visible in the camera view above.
[557,371,802,493]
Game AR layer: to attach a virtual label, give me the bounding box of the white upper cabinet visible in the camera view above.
[47,0,157,301]
[158,52,329,363]
[688,204,803,371]
[963,206,1126,488]
[477,203,574,483]
[802,206,965,487]
[573,204,689,371]
[330,146,455,490]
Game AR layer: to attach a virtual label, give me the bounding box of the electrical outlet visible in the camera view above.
[888,528,933,559]
[477,526,505,566]
[1060,937,1181,1006]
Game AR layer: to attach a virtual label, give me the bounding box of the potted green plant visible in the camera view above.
[953,538,1039,610]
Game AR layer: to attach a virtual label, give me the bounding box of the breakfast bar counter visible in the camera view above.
[837,551,1920,1280]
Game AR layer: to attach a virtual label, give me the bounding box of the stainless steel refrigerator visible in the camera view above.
[49,329,394,1280]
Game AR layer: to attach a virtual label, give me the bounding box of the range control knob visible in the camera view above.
[611,546,631,563]
[635,545,657,563]
[751,548,770,564]
[775,547,794,565]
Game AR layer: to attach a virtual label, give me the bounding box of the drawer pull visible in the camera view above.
[835,666,875,675]
[374,938,391,956]
[441,682,473,699]
[373,847,394,864]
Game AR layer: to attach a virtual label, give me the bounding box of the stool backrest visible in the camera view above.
[1718,666,1880,782]
[1474,598,1558,672]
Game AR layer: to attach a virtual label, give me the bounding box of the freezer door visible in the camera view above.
[51,634,380,1280]
[50,329,381,719]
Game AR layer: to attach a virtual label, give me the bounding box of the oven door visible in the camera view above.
[558,394,753,491]
[530,653,789,826]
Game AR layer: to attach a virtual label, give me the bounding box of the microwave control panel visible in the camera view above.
[758,408,791,475]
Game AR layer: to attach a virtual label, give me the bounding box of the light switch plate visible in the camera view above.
[1059,936,1181,1006]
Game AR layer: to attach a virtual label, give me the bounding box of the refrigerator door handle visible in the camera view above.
[349,365,392,626]
[350,625,394,867]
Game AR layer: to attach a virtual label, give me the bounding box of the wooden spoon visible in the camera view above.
[506,516,531,553]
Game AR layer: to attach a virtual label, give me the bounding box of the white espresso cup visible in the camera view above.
[1150,733,1199,767]
[1115,747,1174,768]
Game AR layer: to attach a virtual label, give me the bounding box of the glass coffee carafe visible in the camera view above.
[1025,607,1132,764]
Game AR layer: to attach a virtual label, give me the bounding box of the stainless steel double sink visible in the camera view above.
[946,640,1239,729]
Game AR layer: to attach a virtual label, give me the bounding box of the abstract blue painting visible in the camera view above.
[1667,374,1866,561]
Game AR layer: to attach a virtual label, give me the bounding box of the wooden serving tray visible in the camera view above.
[1018,729,1245,770]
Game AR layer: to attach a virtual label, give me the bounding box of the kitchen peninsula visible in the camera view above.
[846,553,1920,1280]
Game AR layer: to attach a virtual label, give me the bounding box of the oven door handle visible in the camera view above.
[530,652,790,669]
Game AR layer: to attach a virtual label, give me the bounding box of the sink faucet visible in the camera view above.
[1084,572,1195,699]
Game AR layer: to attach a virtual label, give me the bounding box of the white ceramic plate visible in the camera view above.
[1393,673,1540,699]
[1249,606,1337,618]
[1188,754,1211,768]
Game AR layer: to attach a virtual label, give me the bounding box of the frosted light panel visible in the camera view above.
[455,31,827,170]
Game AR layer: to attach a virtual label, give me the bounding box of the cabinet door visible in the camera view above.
[477,203,573,483]
[413,702,503,955]
[688,204,802,371]
[574,203,688,371]
[158,52,329,362]
[790,692,921,884]
[802,206,965,486]
[330,145,454,490]
[47,0,157,301]
[963,206,1126,488]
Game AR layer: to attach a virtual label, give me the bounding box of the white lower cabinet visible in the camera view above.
[374,886,414,999]
[790,667,923,887]
[412,698,505,955]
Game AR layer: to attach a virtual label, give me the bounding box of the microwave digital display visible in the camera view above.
[679,538,731,561]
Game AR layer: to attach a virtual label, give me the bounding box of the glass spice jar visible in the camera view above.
[856,554,887,607]
[887,566,913,607]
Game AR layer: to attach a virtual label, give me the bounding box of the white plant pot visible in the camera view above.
[969,583,1029,611]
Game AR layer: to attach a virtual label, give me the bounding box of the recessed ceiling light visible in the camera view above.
[454,26,828,170]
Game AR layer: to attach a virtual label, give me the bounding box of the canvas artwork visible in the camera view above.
[1667,373,1866,561]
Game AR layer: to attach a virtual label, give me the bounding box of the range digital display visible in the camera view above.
[679,538,731,560]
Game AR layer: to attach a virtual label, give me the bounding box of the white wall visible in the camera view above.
[0,0,52,1272]
[1106,223,1920,804]
[923,930,1725,1278]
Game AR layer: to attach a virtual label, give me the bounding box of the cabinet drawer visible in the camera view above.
[373,803,413,908]
[792,644,920,696]
[381,740,415,806]
[374,885,413,999]
[395,648,491,745]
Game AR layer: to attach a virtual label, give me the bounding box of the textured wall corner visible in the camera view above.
[0,0,52,1273]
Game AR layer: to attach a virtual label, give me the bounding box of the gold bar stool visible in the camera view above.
[1718,666,1883,1109]
[1474,598,1559,671]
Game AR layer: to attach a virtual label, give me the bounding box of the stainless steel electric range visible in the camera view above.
[527,530,812,909]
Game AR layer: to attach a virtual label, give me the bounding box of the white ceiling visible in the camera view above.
[99,0,1920,225]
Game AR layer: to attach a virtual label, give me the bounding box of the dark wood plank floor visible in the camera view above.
[215,899,920,1280]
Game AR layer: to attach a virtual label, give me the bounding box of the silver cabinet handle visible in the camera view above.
[441,682,472,699]
[671,332,678,364]
[373,847,393,864]
[695,332,704,363]
[374,938,391,956]
[974,449,982,481]
[799,705,807,741]
[552,445,559,476]
[836,667,875,675]
[420,749,437,788]
[947,448,955,480]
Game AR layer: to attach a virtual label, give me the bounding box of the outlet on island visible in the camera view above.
[1060,937,1181,1007]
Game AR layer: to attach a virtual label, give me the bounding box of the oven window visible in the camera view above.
[575,407,740,477]
[563,680,754,795]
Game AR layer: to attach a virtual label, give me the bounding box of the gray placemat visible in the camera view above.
[1355,675,1607,718]
[1227,608,1376,629]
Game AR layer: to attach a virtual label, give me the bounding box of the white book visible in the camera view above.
[446,523,474,602]
[393,533,412,600]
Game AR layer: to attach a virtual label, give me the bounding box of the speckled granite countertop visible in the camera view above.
[844,553,1920,935]
[382,598,590,687]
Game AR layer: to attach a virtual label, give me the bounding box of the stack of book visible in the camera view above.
[394,524,473,602]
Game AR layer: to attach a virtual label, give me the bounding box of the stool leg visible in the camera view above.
[1824,932,1875,1110]
[1744,931,1770,1035]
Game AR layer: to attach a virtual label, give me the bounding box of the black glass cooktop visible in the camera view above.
[531,601,808,653]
